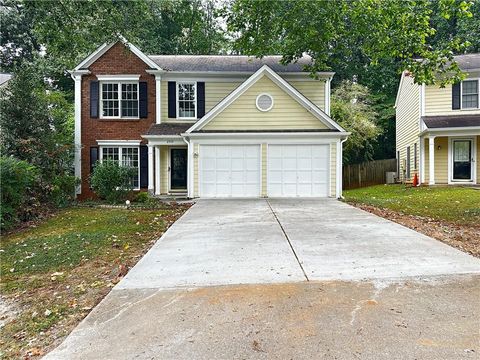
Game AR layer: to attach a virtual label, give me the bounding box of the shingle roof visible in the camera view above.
[422,115,480,128]
[453,53,480,71]
[146,123,192,136]
[148,55,314,73]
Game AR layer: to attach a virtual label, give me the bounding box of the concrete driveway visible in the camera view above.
[45,199,480,359]
[117,198,480,288]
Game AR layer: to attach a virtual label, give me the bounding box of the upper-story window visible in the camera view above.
[100,82,139,118]
[461,80,479,109]
[177,82,196,119]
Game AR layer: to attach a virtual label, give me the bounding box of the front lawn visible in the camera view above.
[344,185,480,256]
[0,203,190,359]
[344,185,480,225]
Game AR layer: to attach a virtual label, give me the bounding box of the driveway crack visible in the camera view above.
[266,200,309,281]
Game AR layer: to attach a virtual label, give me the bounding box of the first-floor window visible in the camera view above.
[406,146,411,179]
[101,146,139,189]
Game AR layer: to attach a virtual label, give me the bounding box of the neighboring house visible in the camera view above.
[0,73,13,88]
[70,39,349,199]
[395,53,480,185]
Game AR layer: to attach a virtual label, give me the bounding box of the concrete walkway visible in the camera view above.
[45,199,480,359]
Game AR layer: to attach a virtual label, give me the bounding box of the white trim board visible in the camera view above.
[186,65,345,133]
[73,37,161,71]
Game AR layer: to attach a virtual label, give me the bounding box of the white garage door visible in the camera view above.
[268,144,329,197]
[200,145,261,197]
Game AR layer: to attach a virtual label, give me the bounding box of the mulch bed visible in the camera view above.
[350,203,480,258]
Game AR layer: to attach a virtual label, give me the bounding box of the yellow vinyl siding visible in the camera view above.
[424,137,449,184]
[330,143,336,197]
[162,81,242,122]
[160,146,169,194]
[261,144,267,197]
[289,80,325,111]
[425,85,480,116]
[396,74,420,181]
[203,75,328,131]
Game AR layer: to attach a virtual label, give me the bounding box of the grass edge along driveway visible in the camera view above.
[344,185,480,257]
[0,204,190,360]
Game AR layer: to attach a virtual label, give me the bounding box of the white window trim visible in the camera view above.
[176,81,197,120]
[99,80,140,120]
[460,78,480,110]
[256,93,274,112]
[99,145,141,190]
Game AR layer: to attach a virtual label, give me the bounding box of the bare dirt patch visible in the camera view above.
[352,204,480,258]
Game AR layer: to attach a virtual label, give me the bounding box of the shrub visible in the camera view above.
[0,156,39,231]
[49,174,80,207]
[134,191,150,203]
[90,161,137,203]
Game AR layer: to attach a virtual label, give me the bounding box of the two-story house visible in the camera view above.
[395,53,480,185]
[69,39,349,200]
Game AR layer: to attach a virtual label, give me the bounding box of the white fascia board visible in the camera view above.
[394,71,406,109]
[183,131,350,139]
[186,65,345,133]
[420,127,480,136]
[96,140,141,146]
[73,42,115,71]
[96,75,140,81]
[72,37,162,72]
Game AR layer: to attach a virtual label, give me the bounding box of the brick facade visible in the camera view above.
[79,42,156,199]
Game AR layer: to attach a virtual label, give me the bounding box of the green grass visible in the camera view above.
[0,204,189,359]
[344,185,480,225]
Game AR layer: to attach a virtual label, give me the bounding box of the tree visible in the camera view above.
[225,0,474,86]
[330,81,380,164]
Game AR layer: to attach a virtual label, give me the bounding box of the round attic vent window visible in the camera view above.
[256,93,274,112]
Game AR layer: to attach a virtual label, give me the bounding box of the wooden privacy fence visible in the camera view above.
[343,158,397,190]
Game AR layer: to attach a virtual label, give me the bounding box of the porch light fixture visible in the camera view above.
[437,146,441,150]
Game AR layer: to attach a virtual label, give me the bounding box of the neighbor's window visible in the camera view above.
[462,80,479,109]
[101,82,138,118]
[177,82,196,118]
[101,146,139,188]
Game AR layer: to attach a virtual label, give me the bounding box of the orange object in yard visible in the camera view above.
[413,173,419,187]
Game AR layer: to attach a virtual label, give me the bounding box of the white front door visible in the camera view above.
[199,145,261,197]
[267,144,329,197]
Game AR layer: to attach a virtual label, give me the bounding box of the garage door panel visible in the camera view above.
[268,144,329,197]
[200,145,260,198]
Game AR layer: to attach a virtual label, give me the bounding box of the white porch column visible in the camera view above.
[148,145,154,193]
[429,136,435,185]
[155,146,161,195]
[73,74,82,195]
[419,136,425,184]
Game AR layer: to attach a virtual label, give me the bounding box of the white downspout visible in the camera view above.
[336,138,348,199]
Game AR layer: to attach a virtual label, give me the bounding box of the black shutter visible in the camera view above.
[90,81,99,118]
[197,82,205,118]
[90,147,99,174]
[168,81,176,118]
[452,83,461,110]
[139,145,148,189]
[139,82,148,118]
